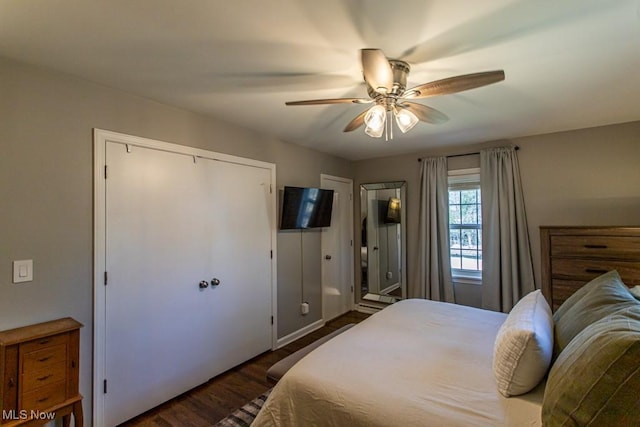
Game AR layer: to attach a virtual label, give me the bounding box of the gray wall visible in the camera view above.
[354,121,640,306]
[0,56,352,421]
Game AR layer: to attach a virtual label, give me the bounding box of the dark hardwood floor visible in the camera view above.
[120,310,370,426]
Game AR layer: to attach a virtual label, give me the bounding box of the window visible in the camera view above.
[448,169,481,280]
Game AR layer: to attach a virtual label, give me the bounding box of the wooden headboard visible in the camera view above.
[540,226,640,311]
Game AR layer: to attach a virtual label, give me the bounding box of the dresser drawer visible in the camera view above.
[551,258,640,286]
[550,235,640,259]
[22,344,67,372]
[20,381,66,411]
[20,332,67,354]
[22,361,67,391]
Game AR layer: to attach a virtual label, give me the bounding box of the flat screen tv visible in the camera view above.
[383,197,401,224]
[280,186,334,229]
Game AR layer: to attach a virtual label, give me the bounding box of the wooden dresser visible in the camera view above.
[0,318,82,427]
[541,226,640,311]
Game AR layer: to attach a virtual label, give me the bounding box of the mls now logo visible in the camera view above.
[2,410,56,421]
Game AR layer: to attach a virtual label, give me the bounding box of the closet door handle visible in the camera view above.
[211,278,220,287]
[199,280,209,289]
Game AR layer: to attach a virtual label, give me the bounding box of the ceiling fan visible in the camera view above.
[285,49,505,140]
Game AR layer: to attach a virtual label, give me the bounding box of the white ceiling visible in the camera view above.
[1,0,639,160]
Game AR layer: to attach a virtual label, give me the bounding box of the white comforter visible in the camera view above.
[252,299,544,426]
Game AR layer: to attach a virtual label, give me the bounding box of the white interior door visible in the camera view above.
[204,159,273,369]
[366,191,380,293]
[105,143,215,426]
[321,175,354,321]
[99,136,274,426]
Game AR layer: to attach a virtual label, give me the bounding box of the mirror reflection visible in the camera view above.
[360,181,407,304]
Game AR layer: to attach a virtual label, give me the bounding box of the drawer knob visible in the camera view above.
[37,374,52,382]
[37,397,49,403]
[8,377,15,388]
[38,339,51,345]
[584,244,608,249]
[38,356,52,363]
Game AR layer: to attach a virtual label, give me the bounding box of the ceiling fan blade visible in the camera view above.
[286,98,372,106]
[343,109,369,132]
[400,102,449,124]
[361,49,393,94]
[404,70,505,99]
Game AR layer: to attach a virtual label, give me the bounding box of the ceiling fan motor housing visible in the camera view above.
[366,59,410,105]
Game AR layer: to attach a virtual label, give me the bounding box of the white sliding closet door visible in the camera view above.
[102,140,273,426]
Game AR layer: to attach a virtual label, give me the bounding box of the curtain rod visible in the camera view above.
[417,146,519,162]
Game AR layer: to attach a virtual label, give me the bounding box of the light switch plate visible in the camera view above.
[13,259,33,283]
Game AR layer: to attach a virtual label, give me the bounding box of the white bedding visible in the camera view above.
[252,299,544,427]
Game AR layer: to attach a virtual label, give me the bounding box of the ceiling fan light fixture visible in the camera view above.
[285,49,503,140]
[364,105,386,137]
[394,108,419,133]
[365,124,384,138]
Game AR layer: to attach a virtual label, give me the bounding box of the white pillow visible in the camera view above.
[630,285,640,300]
[493,289,554,397]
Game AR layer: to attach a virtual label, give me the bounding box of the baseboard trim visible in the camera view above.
[276,319,325,349]
[356,303,383,314]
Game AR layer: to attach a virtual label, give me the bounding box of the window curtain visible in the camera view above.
[480,146,535,312]
[418,157,454,302]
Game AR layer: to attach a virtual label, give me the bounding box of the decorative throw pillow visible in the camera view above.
[553,270,637,355]
[552,270,620,323]
[630,285,640,300]
[493,289,553,397]
[542,313,640,426]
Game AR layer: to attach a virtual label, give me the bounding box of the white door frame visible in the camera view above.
[93,129,277,427]
[320,174,355,320]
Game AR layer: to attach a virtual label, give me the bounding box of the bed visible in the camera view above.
[253,299,545,426]
[253,226,640,427]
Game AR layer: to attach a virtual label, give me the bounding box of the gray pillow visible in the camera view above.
[553,270,620,322]
[543,312,640,426]
[553,270,637,355]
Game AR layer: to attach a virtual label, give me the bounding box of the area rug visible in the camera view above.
[213,389,271,427]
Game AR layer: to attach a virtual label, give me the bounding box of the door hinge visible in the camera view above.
[350,239,353,247]
[104,165,108,179]
[351,286,354,293]
[270,184,273,194]
[270,250,273,259]
[103,379,107,394]
[104,271,108,286]
[271,316,274,325]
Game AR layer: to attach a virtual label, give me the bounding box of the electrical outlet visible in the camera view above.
[300,302,310,315]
